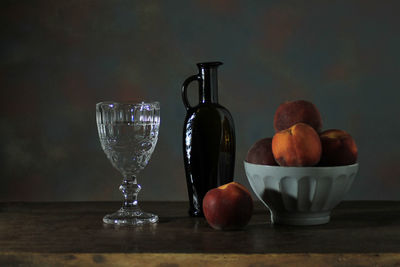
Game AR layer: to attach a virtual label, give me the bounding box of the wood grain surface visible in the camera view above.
[1,201,400,266]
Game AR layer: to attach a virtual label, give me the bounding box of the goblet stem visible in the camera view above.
[102,174,158,225]
[119,176,141,212]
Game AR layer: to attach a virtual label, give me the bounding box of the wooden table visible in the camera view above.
[1,201,400,266]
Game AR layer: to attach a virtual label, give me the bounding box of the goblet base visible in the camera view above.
[103,207,159,226]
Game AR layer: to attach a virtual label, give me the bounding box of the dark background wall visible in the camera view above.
[1,0,399,201]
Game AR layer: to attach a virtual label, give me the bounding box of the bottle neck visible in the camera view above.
[199,66,219,104]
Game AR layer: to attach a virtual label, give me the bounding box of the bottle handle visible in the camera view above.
[182,75,201,110]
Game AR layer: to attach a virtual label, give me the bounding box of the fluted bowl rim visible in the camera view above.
[244,161,359,174]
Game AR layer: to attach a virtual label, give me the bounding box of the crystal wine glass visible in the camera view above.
[96,101,160,225]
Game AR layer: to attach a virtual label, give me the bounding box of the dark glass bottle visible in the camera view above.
[181,62,235,217]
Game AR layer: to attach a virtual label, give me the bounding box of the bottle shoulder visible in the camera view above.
[184,103,235,127]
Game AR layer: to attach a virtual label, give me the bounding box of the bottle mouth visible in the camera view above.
[197,61,223,68]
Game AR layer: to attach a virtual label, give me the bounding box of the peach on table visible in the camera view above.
[202,182,253,230]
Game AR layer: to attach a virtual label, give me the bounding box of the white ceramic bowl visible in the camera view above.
[244,161,359,226]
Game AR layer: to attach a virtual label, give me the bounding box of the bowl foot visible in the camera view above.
[272,211,330,226]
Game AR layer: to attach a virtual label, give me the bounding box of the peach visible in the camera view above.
[272,123,322,166]
[203,182,253,230]
[274,100,323,133]
[319,129,358,166]
[246,138,278,165]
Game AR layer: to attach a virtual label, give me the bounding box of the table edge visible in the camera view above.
[1,252,400,267]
